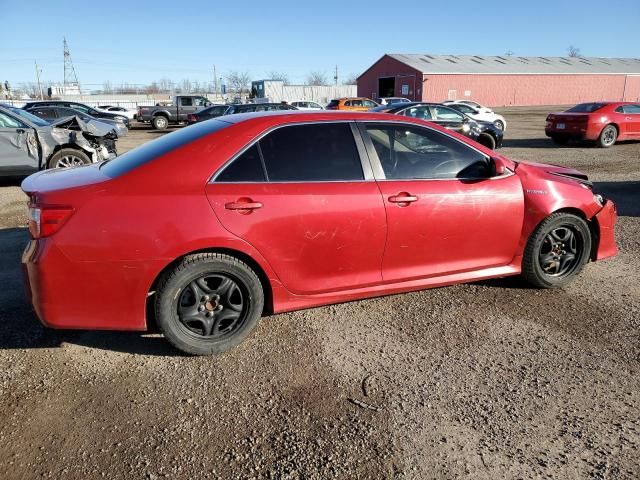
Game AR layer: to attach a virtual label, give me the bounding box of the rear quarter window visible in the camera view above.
[100,119,230,177]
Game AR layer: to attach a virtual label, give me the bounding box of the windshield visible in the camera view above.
[100,119,231,177]
[566,103,606,113]
[7,107,50,126]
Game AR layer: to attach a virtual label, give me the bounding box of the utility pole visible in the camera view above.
[334,65,338,86]
[213,65,218,96]
[35,60,44,99]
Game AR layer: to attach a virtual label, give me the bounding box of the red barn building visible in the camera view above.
[357,54,640,107]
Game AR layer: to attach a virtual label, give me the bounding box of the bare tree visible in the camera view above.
[268,71,290,85]
[158,77,172,93]
[102,81,113,94]
[567,45,582,58]
[181,78,192,94]
[226,71,251,95]
[343,73,358,85]
[306,71,328,86]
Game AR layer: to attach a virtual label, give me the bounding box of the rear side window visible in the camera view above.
[216,145,265,182]
[259,123,364,182]
[622,104,640,114]
[566,103,606,113]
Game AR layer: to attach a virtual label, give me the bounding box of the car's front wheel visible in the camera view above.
[155,253,264,355]
[521,212,591,288]
[48,148,91,169]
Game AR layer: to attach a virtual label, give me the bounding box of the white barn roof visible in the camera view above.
[385,54,640,75]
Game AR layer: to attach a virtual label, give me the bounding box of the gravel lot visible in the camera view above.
[0,107,638,479]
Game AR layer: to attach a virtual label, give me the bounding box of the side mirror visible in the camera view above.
[491,157,507,176]
[205,102,212,107]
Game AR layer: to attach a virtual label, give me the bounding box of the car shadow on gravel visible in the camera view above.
[0,227,182,356]
[593,181,640,217]
[0,176,26,187]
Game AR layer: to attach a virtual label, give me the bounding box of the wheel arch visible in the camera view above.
[152,111,170,118]
[146,247,275,330]
[46,144,93,163]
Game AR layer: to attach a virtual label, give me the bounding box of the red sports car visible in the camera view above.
[22,111,618,355]
[546,101,640,147]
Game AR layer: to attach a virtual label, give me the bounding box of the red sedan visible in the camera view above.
[546,101,640,147]
[22,111,618,355]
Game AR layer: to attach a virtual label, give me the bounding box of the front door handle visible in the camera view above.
[225,198,263,214]
[16,128,25,134]
[388,192,418,205]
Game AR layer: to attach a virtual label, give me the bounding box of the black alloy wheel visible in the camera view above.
[177,273,247,339]
[538,226,583,277]
[522,212,591,288]
[155,253,264,355]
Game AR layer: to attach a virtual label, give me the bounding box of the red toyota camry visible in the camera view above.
[22,111,618,355]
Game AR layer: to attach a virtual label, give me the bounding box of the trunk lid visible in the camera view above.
[22,163,111,195]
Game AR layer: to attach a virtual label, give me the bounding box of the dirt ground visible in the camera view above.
[0,107,638,479]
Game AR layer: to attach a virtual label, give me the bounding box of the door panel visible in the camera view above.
[0,128,39,172]
[206,182,387,294]
[378,175,524,281]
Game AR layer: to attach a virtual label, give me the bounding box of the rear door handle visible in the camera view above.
[388,193,418,204]
[225,199,263,211]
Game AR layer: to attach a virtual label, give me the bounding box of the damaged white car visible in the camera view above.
[0,105,118,176]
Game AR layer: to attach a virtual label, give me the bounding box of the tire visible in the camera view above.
[493,120,505,131]
[152,115,169,130]
[47,148,91,169]
[155,253,264,355]
[597,124,617,148]
[551,135,569,145]
[477,133,496,150]
[521,212,591,289]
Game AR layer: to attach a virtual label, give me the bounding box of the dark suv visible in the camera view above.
[23,101,130,128]
[187,103,297,124]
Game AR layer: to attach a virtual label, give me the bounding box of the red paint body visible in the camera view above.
[545,102,640,142]
[21,112,618,332]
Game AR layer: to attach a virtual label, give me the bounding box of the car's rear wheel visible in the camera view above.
[48,148,91,169]
[477,133,496,150]
[521,212,591,288]
[152,115,169,130]
[597,124,617,148]
[551,135,569,145]
[155,253,264,355]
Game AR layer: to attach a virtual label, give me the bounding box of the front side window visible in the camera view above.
[194,97,207,107]
[454,104,476,114]
[216,145,265,182]
[0,112,26,128]
[431,106,464,121]
[363,100,377,108]
[403,106,432,120]
[259,123,363,182]
[365,124,489,180]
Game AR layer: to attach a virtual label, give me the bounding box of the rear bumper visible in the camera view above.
[545,124,601,141]
[22,238,155,331]
[594,200,618,260]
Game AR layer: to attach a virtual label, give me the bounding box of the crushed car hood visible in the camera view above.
[515,160,590,184]
[51,115,116,137]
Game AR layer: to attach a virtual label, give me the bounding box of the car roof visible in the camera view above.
[215,110,425,125]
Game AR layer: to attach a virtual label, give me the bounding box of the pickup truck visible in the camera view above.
[137,95,213,130]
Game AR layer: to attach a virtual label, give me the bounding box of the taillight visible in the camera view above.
[28,205,74,239]
[187,114,197,122]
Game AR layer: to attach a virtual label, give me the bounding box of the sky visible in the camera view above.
[1,0,639,90]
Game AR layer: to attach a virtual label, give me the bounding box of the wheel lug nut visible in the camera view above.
[198,305,205,312]
[203,295,210,301]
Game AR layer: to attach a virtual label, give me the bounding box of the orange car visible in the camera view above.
[326,97,379,111]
